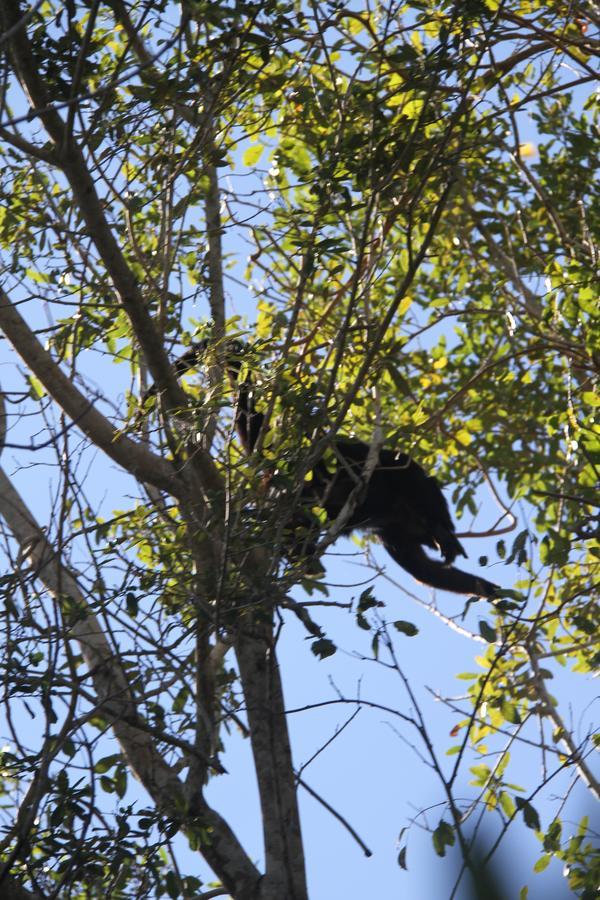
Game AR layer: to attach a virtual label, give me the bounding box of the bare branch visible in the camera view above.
[297,776,373,858]
[528,649,600,800]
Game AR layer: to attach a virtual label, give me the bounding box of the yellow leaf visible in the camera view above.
[403,98,424,119]
[423,20,440,39]
[412,407,428,426]
[343,14,364,35]
[243,144,264,167]
[29,375,45,398]
[519,142,536,158]
[411,31,423,53]
[398,295,412,316]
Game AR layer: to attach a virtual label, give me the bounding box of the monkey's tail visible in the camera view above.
[380,535,499,598]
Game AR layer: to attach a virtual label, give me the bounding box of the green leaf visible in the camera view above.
[357,586,378,611]
[356,612,371,630]
[470,764,491,783]
[432,820,455,857]
[173,686,189,714]
[115,766,127,799]
[100,775,115,794]
[126,592,138,617]
[311,638,336,659]
[582,391,600,407]
[165,870,180,899]
[499,792,516,817]
[515,797,541,831]
[479,620,497,643]
[397,296,412,316]
[393,620,419,636]
[543,819,562,852]
[29,375,46,399]
[94,754,121,774]
[500,700,521,724]
[25,267,50,284]
[243,143,264,167]
[534,854,551,873]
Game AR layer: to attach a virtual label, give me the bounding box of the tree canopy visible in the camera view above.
[0,1,598,898]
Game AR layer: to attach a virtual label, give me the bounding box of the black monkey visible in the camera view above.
[290,439,499,597]
[153,340,499,598]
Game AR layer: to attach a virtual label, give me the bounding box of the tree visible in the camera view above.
[0,1,597,898]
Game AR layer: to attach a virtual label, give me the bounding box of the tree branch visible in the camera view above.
[0,872,45,900]
[0,125,58,163]
[0,0,179,397]
[0,287,181,496]
[0,433,261,896]
[235,621,308,899]
[528,649,600,800]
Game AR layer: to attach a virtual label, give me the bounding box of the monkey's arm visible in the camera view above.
[379,527,498,598]
[143,340,266,453]
[141,343,206,405]
[234,382,264,454]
